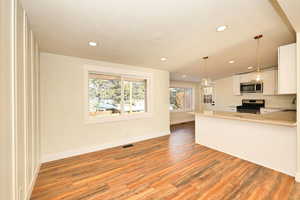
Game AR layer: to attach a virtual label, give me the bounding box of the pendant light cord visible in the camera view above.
[203,56,209,80]
[254,34,263,73]
[256,38,260,73]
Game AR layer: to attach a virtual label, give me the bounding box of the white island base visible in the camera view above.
[195,114,297,177]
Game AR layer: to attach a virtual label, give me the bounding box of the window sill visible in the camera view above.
[85,112,153,124]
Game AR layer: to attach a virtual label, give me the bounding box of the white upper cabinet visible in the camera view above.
[233,75,241,95]
[240,73,256,83]
[262,70,277,95]
[278,43,296,94]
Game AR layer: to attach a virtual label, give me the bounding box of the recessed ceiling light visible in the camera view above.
[88,41,98,47]
[216,25,228,32]
[181,74,187,78]
[160,57,167,61]
[229,60,235,64]
[248,66,253,70]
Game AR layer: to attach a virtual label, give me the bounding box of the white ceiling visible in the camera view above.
[170,73,201,83]
[278,0,300,32]
[22,0,295,80]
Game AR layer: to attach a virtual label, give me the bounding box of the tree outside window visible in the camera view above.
[88,73,146,117]
[169,88,194,111]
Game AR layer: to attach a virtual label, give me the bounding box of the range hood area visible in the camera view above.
[233,43,296,96]
[233,69,277,96]
[240,81,263,94]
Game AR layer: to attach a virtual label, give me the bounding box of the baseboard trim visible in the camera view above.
[26,164,41,200]
[295,172,300,182]
[42,130,171,163]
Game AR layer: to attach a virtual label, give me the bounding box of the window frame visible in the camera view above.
[84,65,153,124]
[169,87,195,112]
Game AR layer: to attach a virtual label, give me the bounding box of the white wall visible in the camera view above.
[0,0,41,200]
[16,2,41,200]
[213,76,296,110]
[0,0,15,199]
[169,81,201,125]
[40,53,170,162]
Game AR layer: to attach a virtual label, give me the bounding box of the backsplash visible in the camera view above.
[233,93,296,108]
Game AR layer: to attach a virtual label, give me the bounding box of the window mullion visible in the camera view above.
[184,88,186,112]
[129,81,133,113]
[121,77,124,115]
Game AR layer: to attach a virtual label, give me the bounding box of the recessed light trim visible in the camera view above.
[88,41,98,47]
[216,25,228,32]
[248,66,253,70]
[160,57,167,61]
[229,60,235,64]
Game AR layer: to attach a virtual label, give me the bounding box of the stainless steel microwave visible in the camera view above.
[240,82,263,93]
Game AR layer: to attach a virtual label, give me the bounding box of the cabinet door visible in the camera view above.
[274,70,278,94]
[241,73,255,83]
[233,75,241,95]
[263,70,276,95]
[278,43,296,94]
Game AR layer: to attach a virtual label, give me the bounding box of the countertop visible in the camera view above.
[262,107,296,110]
[196,111,297,127]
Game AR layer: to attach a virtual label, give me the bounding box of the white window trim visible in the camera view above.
[84,64,153,124]
[169,87,195,113]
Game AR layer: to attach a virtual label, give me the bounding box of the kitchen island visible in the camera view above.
[195,110,297,177]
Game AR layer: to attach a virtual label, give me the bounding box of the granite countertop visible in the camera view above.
[196,111,297,127]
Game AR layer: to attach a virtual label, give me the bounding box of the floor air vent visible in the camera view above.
[123,144,134,148]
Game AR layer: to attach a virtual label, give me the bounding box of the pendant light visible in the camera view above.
[201,56,212,87]
[254,34,263,82]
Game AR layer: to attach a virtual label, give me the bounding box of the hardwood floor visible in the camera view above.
[31,122,300,200]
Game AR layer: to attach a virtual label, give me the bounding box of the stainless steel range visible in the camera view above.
[236,99,265,114]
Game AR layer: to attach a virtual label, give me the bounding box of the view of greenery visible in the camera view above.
[124,80,146,113]
[88,73,146,117]
[169,87,193,111]
[169,88,185,110]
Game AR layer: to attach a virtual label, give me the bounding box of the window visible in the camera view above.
[169,87,194,112]
[85,65,152,123]
[88,74,122,117]
[123,77,147,114]
[203,86,213,104]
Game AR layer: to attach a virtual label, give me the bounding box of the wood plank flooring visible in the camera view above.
[31,122,300,200]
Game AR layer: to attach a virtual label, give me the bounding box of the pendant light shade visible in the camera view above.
[254,34,263,82]
[255,72,262,82]
[201,78,212,87]
[201,56,212,87]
